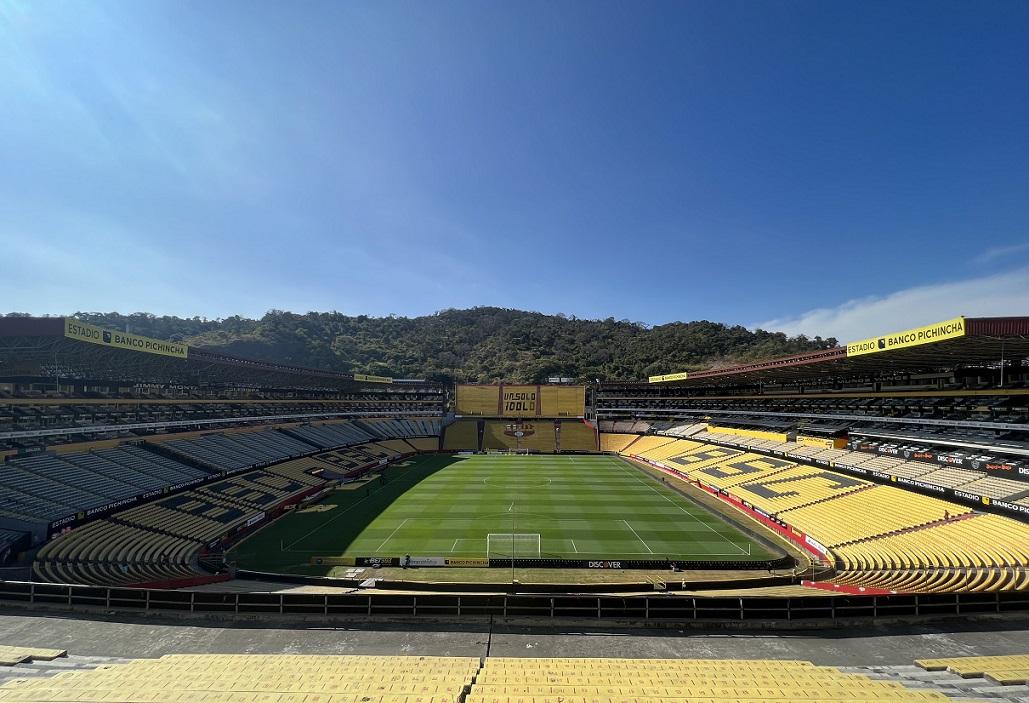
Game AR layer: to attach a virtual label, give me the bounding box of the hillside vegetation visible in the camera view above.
[55,308,836,383]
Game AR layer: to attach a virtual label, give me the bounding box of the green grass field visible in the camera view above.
[230,454,775,574]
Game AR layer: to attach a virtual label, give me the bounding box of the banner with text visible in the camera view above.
[64,319,188,359]
[846,316,966,357]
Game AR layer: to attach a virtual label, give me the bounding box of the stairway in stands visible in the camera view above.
[0,647,131,689]
[839,661,1029,702]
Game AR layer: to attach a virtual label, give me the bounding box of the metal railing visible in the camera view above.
[2,580,1026,622]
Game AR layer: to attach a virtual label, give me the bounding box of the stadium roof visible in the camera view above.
[624,316,1029,388]
[0,317,438,391]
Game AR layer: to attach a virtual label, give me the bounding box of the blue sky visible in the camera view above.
[2,0,1027,341]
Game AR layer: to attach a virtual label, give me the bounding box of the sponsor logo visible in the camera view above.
[847,316,965,357]
[648,372,689,383]
[985,462,1014,472]
[993,500,1029,516]
[353,373,392,384]
[804,535,828,555]
[588,561,623,569]
[64,319,188,358]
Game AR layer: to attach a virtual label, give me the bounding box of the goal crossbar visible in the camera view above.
[486,533,542,558]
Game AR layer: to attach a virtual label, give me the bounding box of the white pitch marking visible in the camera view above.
[615,462,748,555]
[621,519,654,554]
[451,539,460,553]
[375,518,410,551]
[571,539,578,553]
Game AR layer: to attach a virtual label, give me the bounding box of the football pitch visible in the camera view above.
[231,454,776,573]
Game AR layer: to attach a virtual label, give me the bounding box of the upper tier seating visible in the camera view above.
[0,443,203,525]
[160,429,316,471]
[0,392,445,452]
[285,421,375,448]
[360,418,442,439]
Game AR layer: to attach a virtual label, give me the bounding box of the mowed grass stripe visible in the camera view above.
[231,454,774,572]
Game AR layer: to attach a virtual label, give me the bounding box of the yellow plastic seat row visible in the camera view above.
[915,653,1029,676]
[471,679,886,695]
[3,680,466,695]
[158,654,479,664]
[63,670,474,682]
[33,670,475,682]
[465,693,962,703]
[92,664,478,675]
[479,677,818,687]
[484,658,816,668]
[0,692,457,703]
[470,683,936,696]
[0,646,66,666]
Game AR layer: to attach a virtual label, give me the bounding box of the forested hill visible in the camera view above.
[53,308,836,383]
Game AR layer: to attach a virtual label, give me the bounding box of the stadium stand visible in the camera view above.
[607,431,1029,592]
[442,419,479,451]
[33,457,337,586]
[599,432,640,453]
[405,436,440,452]
[917,654,1029,684]
[0,653,1010,703]
[483,420,557,452]
[284,421,375,448]
[159,429,316,472]
[557,420,598,451]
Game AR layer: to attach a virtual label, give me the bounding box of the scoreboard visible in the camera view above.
[455,384,584,417]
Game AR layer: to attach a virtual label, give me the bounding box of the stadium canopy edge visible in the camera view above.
[635,315,1029,387]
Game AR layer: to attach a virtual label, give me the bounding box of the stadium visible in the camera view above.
[4,0,1028,696]
[1,313,1028,702]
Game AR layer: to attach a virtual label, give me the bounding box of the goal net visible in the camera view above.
[487,533,542,558]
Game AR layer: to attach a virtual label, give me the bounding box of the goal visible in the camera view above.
[486,533,542,558]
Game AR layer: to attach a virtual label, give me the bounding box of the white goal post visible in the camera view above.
[487,533,542,558]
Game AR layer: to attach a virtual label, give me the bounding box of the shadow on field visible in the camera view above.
[231,454,467,574]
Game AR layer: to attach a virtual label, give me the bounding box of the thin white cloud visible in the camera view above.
[756,268,1029,342]
[972,242,1029,265]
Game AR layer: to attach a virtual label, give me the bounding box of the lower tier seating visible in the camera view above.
[0,654,999,703]
[0,654,479,703]
[558,420,598,451]
[482,421,557,452]
[604,432,1029,593]
[442,419,479,450]
[33,462,334,586]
